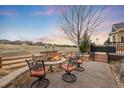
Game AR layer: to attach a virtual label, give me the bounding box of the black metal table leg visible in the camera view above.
[50,65,54,72]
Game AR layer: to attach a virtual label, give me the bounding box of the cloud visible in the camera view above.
[36,34,74,45]
[37,31,109,45]
[0,10,17,15]
[91,31,109,44]
[32,6,55,16]
[32,6,66,16]
[33,9,54,16]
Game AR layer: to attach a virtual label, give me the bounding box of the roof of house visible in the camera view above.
[113,22,124,29]
[111,22,124,33]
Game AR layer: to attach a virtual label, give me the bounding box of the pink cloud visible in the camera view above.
[36,34,74,45]
[36,30,109,45]
[32,6,55,16]
[37,34,65,42]
[32,6,66,16]
[0,10,16,15]
[33,9,54,15]
[91,31,109,44]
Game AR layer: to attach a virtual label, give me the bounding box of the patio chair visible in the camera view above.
[61,56,77,82]
[26,59,49,88]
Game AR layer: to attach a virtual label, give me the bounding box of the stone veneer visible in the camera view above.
[0,66,30,88]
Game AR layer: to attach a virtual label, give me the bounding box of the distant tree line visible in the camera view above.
[0,39,76,47]
[54,44,76,47]
[0,39,43,46]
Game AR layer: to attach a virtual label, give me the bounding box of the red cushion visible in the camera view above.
[61,64,76,72]
[31,67,48,77]
[77,60,83,64]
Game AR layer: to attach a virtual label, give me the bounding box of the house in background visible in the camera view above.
[109,22,124,42]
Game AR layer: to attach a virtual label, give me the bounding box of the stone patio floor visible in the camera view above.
[21,61,117,88]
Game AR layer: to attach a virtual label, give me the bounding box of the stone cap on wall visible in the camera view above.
[0,66,28,88]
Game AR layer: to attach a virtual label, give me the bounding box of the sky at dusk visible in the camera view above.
[1,5,124,45]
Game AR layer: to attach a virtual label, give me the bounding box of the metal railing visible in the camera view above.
[90,43,109,63]
[107,42,124,55]
[90,42,124,63]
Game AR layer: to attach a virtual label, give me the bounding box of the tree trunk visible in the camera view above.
[77,44,80,55]
[77,38,80,56]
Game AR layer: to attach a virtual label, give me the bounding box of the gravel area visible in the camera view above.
[109,61,124,88]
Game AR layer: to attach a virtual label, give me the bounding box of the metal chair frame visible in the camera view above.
[62,57,77,82]
[75,55,85,72]
[26,59,49,88]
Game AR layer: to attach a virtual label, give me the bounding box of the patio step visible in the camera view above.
[3,62,27,70]
[94,58,108,63]
[94,54,108,58]
[2,58,31,66]
[94,53,108,63]
[1,58,32,70]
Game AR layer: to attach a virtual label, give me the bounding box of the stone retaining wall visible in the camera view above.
[109,54,124,61]
[6,70,30,88]
[0,66,29,88]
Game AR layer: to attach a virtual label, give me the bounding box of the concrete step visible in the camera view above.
[94,56,107,60]
[94,58,108,62]
[94,54,108,58]
[90,53,108,63]
[94,55,108,63]
[3,62,27,70]
[94,59,108,63]
[2,58,31,66]
[94,56,108,60]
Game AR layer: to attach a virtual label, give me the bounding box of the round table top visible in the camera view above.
[44,57,66,65]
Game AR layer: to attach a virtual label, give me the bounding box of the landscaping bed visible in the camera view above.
[109,60,124,88]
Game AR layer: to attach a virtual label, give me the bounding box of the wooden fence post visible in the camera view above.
[0,57,2,69]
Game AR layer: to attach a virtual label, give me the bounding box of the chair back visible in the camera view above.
[26,59,46,76]
[68,57,76,66]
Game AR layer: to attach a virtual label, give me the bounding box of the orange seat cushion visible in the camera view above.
[31,67,48,77]
[77,60,83,64]
[61,64,76,72]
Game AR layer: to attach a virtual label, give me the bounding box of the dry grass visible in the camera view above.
[0,44,77,58]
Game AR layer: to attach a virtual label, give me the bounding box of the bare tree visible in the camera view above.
[59,5,105,55]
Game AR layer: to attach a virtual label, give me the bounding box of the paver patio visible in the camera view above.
[21,61,117,88]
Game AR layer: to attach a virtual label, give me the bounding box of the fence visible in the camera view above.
[90,42,124,63]
[107,42,124,55]
[90,43,117,63]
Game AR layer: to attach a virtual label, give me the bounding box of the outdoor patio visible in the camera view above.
[21,61,117,88]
